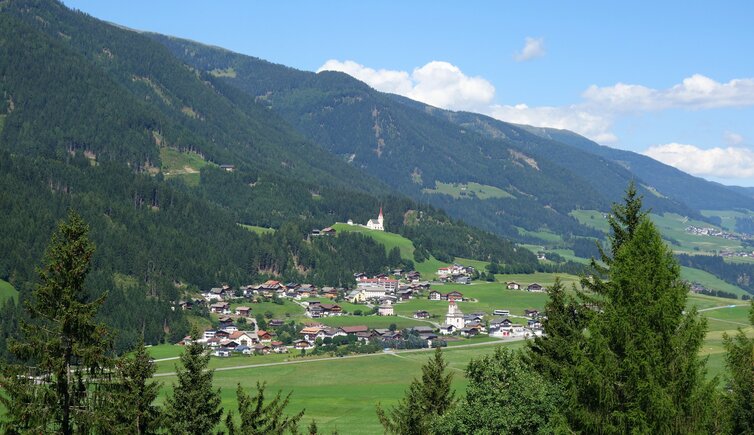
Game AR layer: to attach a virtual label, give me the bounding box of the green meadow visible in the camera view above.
[238,224,276,235]
[421,181,514,200]
[0,279,17,302]
[159,147,212,187]
[331,223,447,277]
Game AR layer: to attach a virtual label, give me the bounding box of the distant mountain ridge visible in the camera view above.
[150,34,743,242]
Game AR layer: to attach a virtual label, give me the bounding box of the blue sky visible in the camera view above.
[63,1,754,186]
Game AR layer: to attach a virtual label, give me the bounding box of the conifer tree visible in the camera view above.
[723,300,754,433]
[105,338,162,434]
[0,210,111,434]
[376,347,455,434]
[526,277,588,382]
[570,187,714,433]
[163,341,223,434]
[225,381,304,435]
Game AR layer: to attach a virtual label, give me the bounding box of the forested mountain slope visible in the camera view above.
[151,34,710,240]
[0,0,554,353]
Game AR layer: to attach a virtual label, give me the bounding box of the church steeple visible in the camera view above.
[378,207,384,225]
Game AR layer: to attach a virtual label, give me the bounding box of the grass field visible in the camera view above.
[572,210,743,254]
[144,292,751,434]
[0,279,18,302]
[159,147,212,186]
[680,266,749,298]
[238,224,276,235]
[331,223,447,277]
[156,340,525,434]
[701,209,754,233]
[421,181,514,200]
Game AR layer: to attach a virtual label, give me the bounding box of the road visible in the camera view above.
[153,336,527,378]
[698,304,748,312]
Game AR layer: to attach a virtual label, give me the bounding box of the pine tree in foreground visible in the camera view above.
[163,341,223,434]
[0,210,112,434]
[723,300,754,433]
[376,347,455,434]
[561,184,716,433]
[225,381,304,435]
[103,338,162,434]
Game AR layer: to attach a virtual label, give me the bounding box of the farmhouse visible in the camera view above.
[234,306,251,317]
[506,281,521,290]
[413,310,430,319]
[527,283,544,292]
[209,302,230,314]
[339,325,369,335]
[428,290,442,301]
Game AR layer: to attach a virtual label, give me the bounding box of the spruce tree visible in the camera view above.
[1,210,111,434]
[723,300,754,433]
[572,189,714,433]
[105,338,162,434]
[225,382,304,435]
[163,341,223,434]
[376,347,455,434]
[526,277,588,382]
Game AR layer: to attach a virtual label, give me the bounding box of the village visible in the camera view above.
[177,264,548,359]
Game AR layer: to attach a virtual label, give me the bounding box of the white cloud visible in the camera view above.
[488,103,617,143]
[724,131,744,146]
[643,142,754,178]
[583,74,754,112]
[318,60,495,112]
[318,59,754,146]
[514,37,546,62]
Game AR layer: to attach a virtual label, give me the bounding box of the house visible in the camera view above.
[411,326,435,335]
[356,331,374,342]
[293,340,314,350]
[321,227,336,235]
[219,164,235,172]
[307,304,324,318]
[214,330,230,339]
[445,291,464,301]
[202,330,216,341]
[397,289,413,300]
[463,314,484,324]
[320,303,343,316]
[339,325,369,335]
[526,283,544,292]
[454,276,471,285]
[366,207,385,231]
[204,287,226,301]
[322,327,346,340]
[413,310,431,319]
[525,309,541,318]
[213,348,232,357]
[506,281,521,290]
[235,345,252,355]
[254,344,271,355]
[222,324,238,334]
[300,326,325,342]
[460,327,479,337]
[428,290,442,301]
[268,319,285,328]
[346,289,366,303]
[218,316,234,326]
[537,252,547,261]
[321,287,338,299]
[406,271,422,282]
[437,267,451,278]
[438,324,458,335]
[257,330,273,343]
[210,302,230,314]
[228,331,258,347]
[357,277,399,294]
[235,306,252,317]
[271,341,288,353]
[378,300,394,316]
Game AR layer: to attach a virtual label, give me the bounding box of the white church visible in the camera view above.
[348,207,385,231]
[439,300,465,335]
